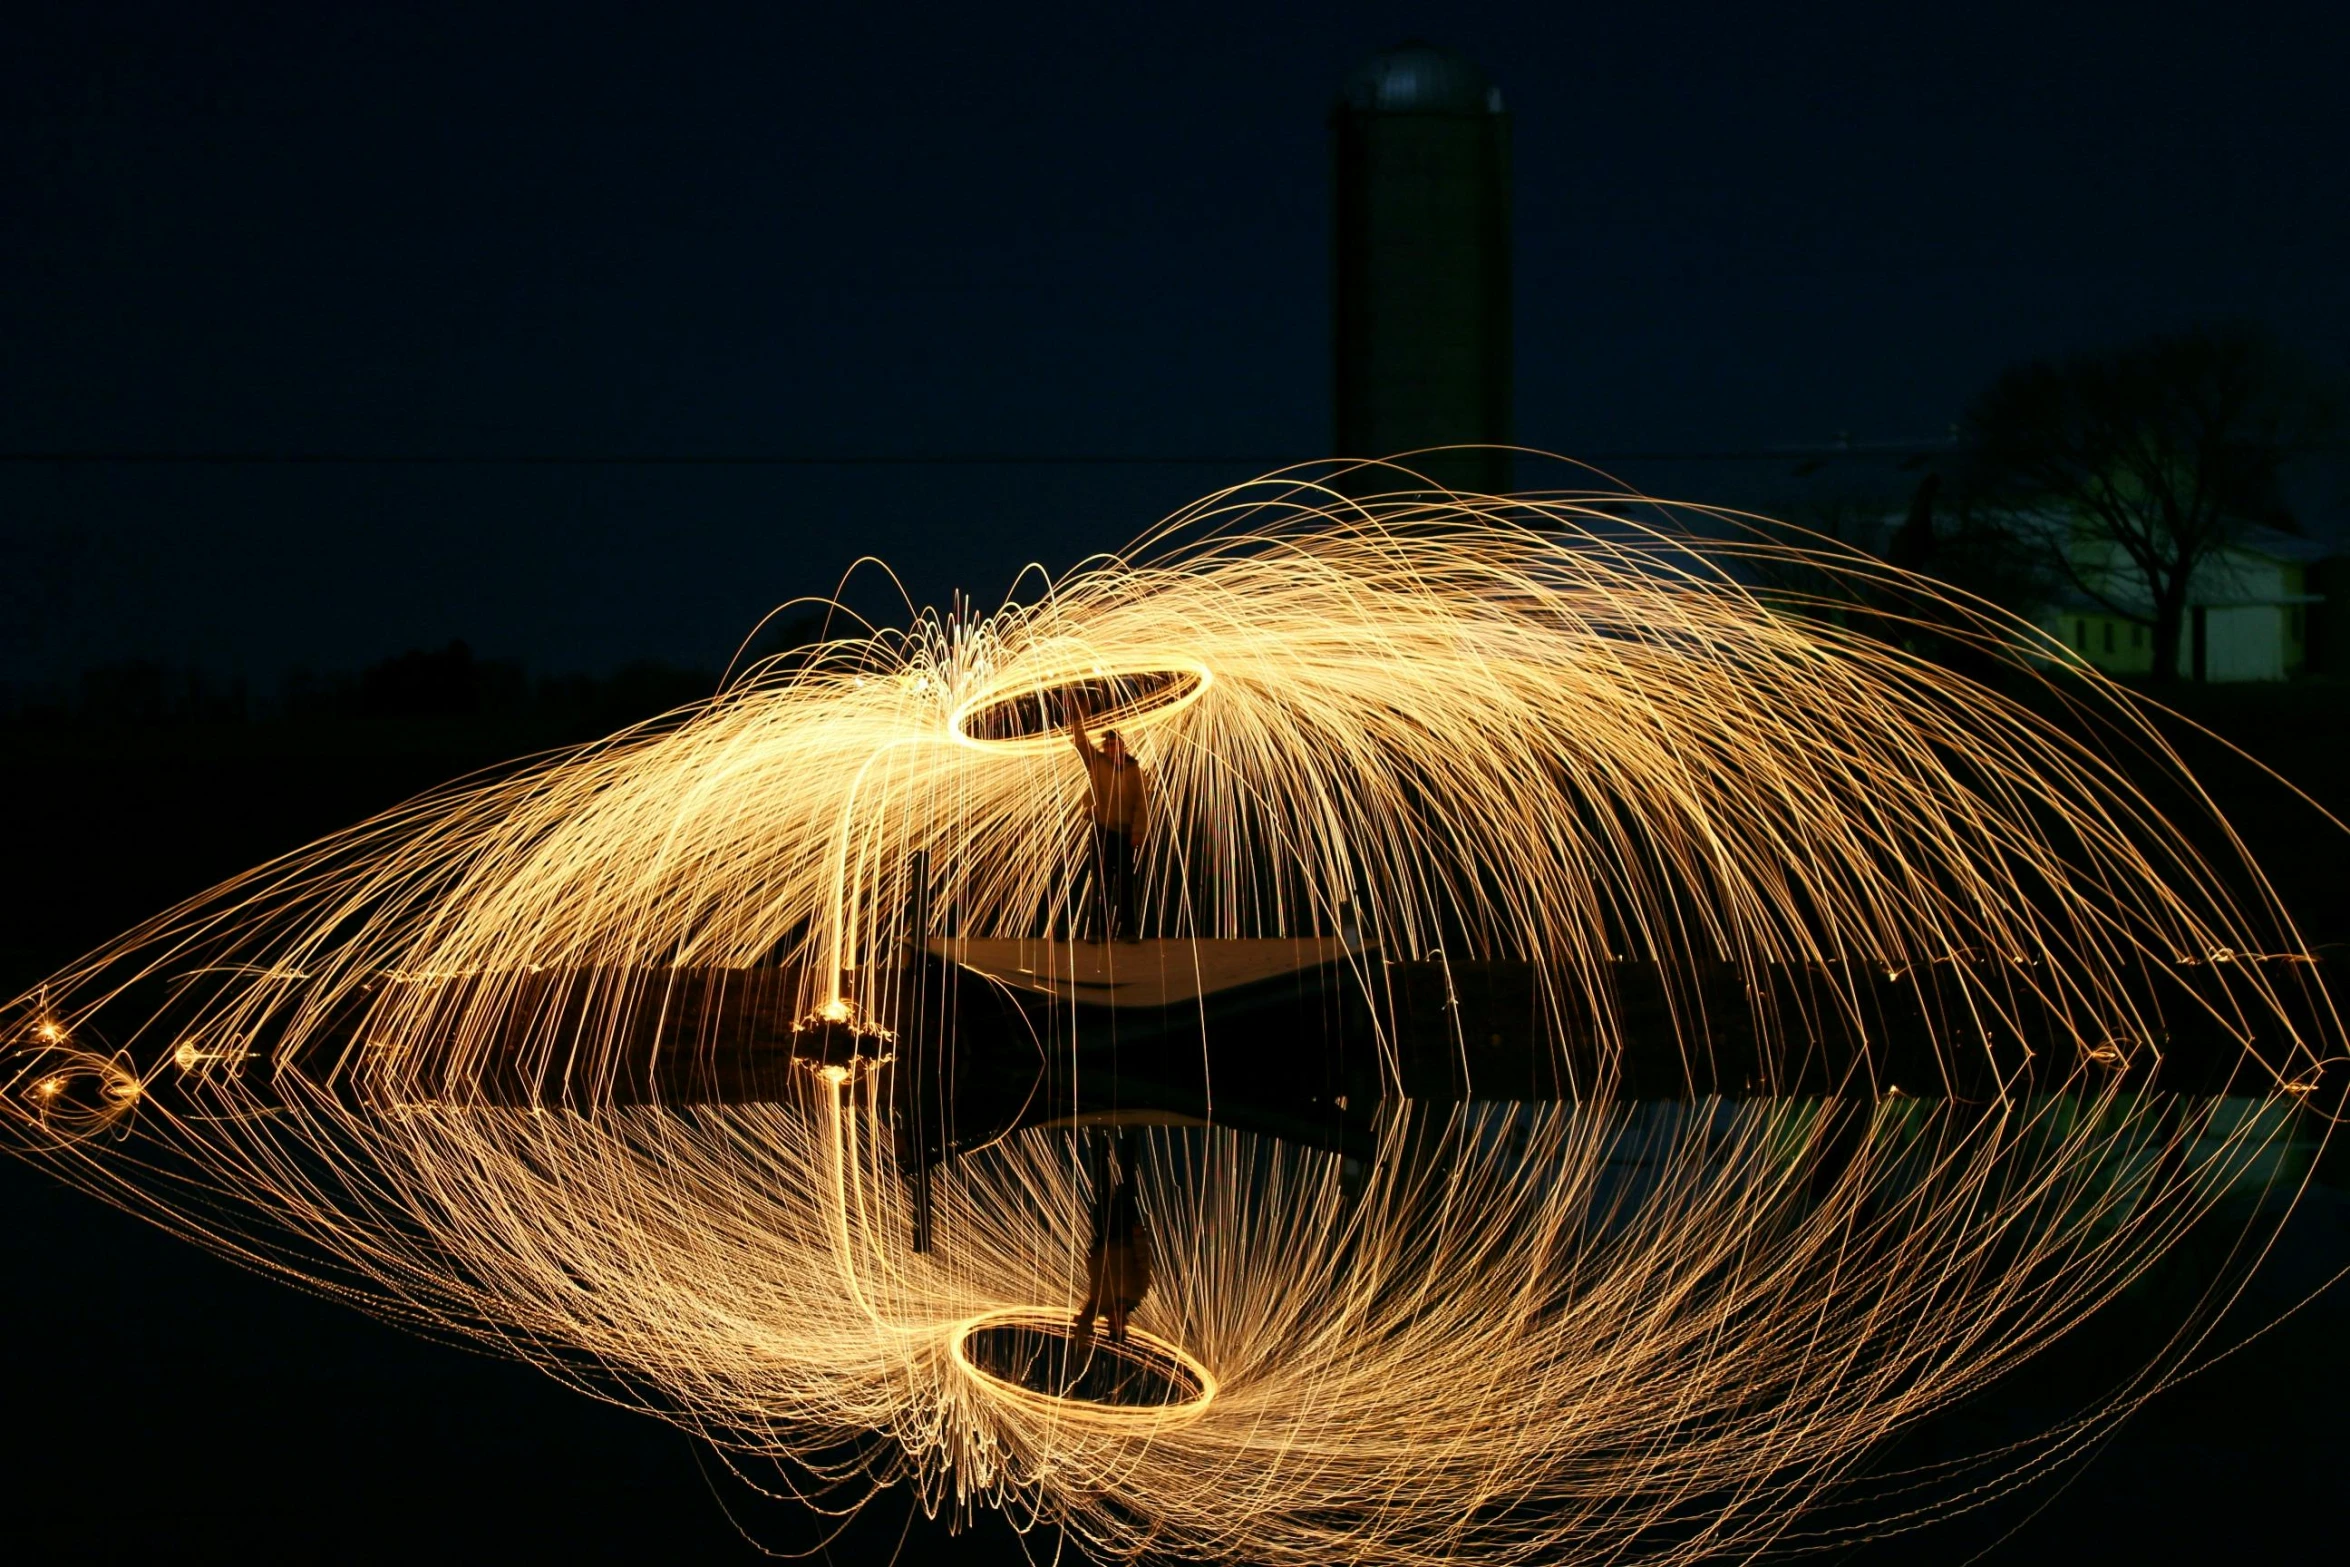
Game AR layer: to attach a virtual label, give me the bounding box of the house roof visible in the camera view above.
[2232,525,2334,564]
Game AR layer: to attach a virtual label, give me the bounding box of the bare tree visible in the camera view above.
[1961,323,2335,685]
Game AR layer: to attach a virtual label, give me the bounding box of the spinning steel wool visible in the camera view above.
[6,467,2339,1563]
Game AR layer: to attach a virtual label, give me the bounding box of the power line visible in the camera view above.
[0,443,1956,468]
[0,450,1289,467]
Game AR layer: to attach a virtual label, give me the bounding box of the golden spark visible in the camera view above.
[4,469,2339,1564]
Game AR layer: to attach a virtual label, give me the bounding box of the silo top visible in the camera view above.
[1338,42,1504,116]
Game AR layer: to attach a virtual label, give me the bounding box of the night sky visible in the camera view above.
[7,4,2350,1562]
[8,0,2347,691]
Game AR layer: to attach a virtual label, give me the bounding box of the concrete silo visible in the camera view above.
[1332,42,1513,496]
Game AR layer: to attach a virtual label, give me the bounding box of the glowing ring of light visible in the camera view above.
[947,1307,1218,1425]
[948,664,1211,751]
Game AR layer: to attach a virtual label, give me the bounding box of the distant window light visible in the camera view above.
[2102,621,2115,654]
[2131,623,2144,650]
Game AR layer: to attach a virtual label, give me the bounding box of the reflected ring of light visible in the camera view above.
[946,1306,1218,1426]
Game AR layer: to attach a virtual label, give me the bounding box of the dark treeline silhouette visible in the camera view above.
[65,660,255,726]
[8,641,717,739]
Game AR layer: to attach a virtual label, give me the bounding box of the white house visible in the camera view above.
[1836,501,2329,683]
[2049,524,2324,682]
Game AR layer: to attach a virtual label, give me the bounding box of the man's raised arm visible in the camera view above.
[1069,698,1093,760]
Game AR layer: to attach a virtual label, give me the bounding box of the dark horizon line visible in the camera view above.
[1,441,1957,468]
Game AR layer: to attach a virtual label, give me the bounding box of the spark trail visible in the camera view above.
[6,467,2339,1563]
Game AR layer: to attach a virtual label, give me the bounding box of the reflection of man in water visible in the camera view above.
[1070,703,1148,943]
[1075,1138,1153,1344]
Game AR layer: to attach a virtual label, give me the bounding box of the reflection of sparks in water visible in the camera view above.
[3,466,2342,1565]
[949,1307,1218,1424]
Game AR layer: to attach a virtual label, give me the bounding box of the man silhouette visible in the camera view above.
[1074,1133,1153,1344]
[1069,702,1148,942]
